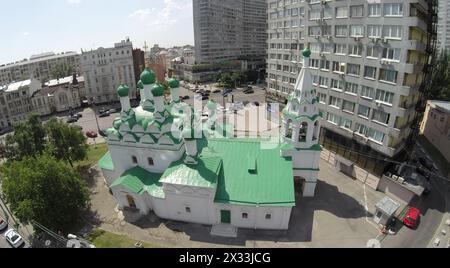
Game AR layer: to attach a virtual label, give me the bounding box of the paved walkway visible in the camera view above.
[84,158,387,248]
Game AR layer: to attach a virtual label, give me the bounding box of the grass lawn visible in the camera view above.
[76,143,108,169]
[417,135,450,175]
[86,228,161,248]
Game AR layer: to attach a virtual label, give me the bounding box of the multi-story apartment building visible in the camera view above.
[193,0,267,65]
[0,79,41,128]
[437,0,450,52]
[80,39,137,104]
[0,52,80,86]
[267,0,434,174]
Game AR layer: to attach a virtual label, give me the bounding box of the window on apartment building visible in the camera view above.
[372,110,391,125]
[335,25,348,37]
[310,59,320,69]
[327,113,341,125]
[340,117,353,130]
[345,82,358,95]
[331,79,345,91]
[379,69,398,83]
[367,25,382,38]
[347,64,361,76]
[366,46,379,58]
[311,43,321,53]
[332,61,346,73]
[312,75,319,85]
[368,128,385,143]
[320,60,330,70]
[132,156,138,164]
[376,89,394,104]
[319,77,329,87]
[309,7,321,20]
[364,66,377,79]
[358,105,371,118]
[355,123,369,136]
[368,4,381,17]
[350,25,364,37]
[383,25,403,39]
[384,4,403,17]
[350,5,364,17]
[349,44,363,56]
[334,44,347,54]
[319,93,327,104]
[382,48,401,61]
[324,7,333,19]
[329,96,342,108]
[342,100,356,113]
[336,7,348,18]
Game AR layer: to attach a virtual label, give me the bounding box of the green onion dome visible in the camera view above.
[302,48,311,58]
[140,68,156,85]
[151,84,165,97]
[137,80,144,89]
[117,84,129,97]
[168,78,180,89]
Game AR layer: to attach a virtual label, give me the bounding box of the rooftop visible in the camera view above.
[375,196,400,216]
[0,79,31,93]
[110,166,165,199]
[429,100,450,113]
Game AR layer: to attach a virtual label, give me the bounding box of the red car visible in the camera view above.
[403,207,421,229]
[86,131,98,139]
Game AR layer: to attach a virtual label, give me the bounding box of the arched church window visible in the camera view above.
[299,122,308,142]
[304,106,307,113]
[148,157,154,166]
[286,119,293,139]
[313,121,320,141]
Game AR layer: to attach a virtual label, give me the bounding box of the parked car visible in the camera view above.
[222,89,233,96]
[402,207,421,229]
[86,131,98,139]
[0,217,7,231]
[98,107,108,114]
[201,95,209,101]
[4,229,24,248]
[253,101,260,107]
[108,108,118,114]
[181,95,190,100]
[244,90,254,94]
[418,157,433,171]
[66,116,78,124]
[99,111,110,118]
[213,89,221,93]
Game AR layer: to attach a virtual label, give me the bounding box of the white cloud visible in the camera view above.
[67,0,82,4]
[129,0,192,28]
[23,32,30,37]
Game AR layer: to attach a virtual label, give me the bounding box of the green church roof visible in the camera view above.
[151,84,165,97]
[99,152,114,171]
[117,84,129,97]
[110,166,165,198]
[140,68,156,85]
[168,78,180,89]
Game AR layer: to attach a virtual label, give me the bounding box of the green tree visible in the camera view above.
[50,63,75,79]
[2,114,46,161]
[45,118,88,167]
[1,154,89,233]
[430,49,450,101]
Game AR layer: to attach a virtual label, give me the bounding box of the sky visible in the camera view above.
[0,0,194,64]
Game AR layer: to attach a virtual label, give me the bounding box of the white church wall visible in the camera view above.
[111,186,151,215]
[162,184,217,225]
[108,143,184,174]
[214,204,292,230]
[292,151,320,169]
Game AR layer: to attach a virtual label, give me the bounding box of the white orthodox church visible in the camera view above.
[99,48,322,232]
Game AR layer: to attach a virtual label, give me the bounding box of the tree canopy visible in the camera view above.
[50,63,75,80]
[1,154,89,233]
[429,49,450,101]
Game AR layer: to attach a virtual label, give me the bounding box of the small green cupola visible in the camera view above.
[140,68,156,85]
[151,84,165,97]
[168,78,180,89]
[302,48,311,58]
[137,80,144,90]
[117,84,129,97]
[207,100,217,110]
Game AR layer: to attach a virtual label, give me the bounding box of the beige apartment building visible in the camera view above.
[420,100,450,163]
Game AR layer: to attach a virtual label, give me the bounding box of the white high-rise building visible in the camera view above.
[437,0,450,52]
[193,0,267,64]
[0,52,80,86]
[266,0,434,175]
[80,39,137,104]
